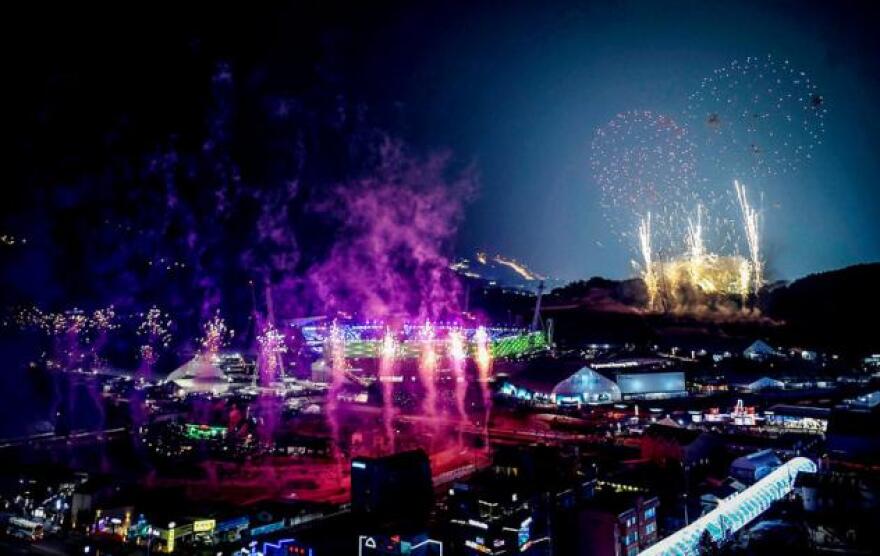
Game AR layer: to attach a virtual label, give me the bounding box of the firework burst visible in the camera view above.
[637,213,659,310]
[200,312,232,356]
[591,110,699,251]
[257,322,287,383]
[685,54,826,182]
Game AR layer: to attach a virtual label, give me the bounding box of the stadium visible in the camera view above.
[298,321,548,360]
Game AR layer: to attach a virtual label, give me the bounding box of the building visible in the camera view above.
[445,446,589,555]
[737,376,785,392]
[446,482,549,556]
[614,371,686,401]
[552,367,622,405]
[862,354,880,370]
[260,538,316,556]
[842,391,880,410]
[499,360,685,407]
[743,340,779,361]
[729,449,782,484]
[592,359,686,401]
[351,450,433,528]
[690,376,729,395]
[641,424,718,469]
[165,356,230,395]
[699,478,746,515]
[213,352,253,381]
[764,404,829,432]
[357,533,443,555]
[573,491,660,556]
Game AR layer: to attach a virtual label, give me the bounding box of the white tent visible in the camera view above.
[552,367,621,404]
[657,416,681,428]
[744,340,777,360]
[166,356,230,394]
[745,376,785,391]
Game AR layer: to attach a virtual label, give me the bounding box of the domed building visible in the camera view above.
[498,358,685,406]
[551,367,622,405]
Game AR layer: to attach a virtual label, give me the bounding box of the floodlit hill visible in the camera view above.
[451,251,564,292]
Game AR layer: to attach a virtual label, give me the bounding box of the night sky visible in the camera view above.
[3,0,880,317]
[392,1,880,280]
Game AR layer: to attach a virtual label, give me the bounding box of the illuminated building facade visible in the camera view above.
[574,492,660,556]
[446,485,550,555]
[614,372,686,401]
[499,362,686,407]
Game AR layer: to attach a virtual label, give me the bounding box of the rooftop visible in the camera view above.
[768,404,831,418]
[644,424,703,446]
[583,487,658,517]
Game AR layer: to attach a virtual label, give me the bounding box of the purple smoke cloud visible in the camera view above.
[308,138,477,320]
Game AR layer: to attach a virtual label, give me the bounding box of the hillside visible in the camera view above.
[466,263,880,355]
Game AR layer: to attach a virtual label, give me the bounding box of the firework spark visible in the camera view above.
[591,110,699,250]
[448,328,469,441]
[257,323,287,384]
[200,313,232,356]
[738,257,752,302]
[686,54,826,181]
[637,213,659,310]
[326,321,346,459]
[8,305,122,369]
[632,197,758,312]
[473,325,493,448]
[735,180,763,295]
[378,328,398,450]
[685,205,716,293]
[137,306,173,370]
[417,321,440,423]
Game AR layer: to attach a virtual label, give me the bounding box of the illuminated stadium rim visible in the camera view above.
[639,457,816,556]
[301,323,535,342]
[302,324,547,359]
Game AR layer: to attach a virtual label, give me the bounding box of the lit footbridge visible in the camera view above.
[639,457,817,556]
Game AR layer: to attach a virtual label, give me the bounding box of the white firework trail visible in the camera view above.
[686,204,705,262]
[638,213,659,310]
[734,180,762,295]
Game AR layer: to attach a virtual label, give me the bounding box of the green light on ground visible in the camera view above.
[183,424,227,440]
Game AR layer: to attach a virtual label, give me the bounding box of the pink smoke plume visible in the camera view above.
[308,138,476,320]
[379,328,398,451]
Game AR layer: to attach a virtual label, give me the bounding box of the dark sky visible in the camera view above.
[4,0,880,298]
